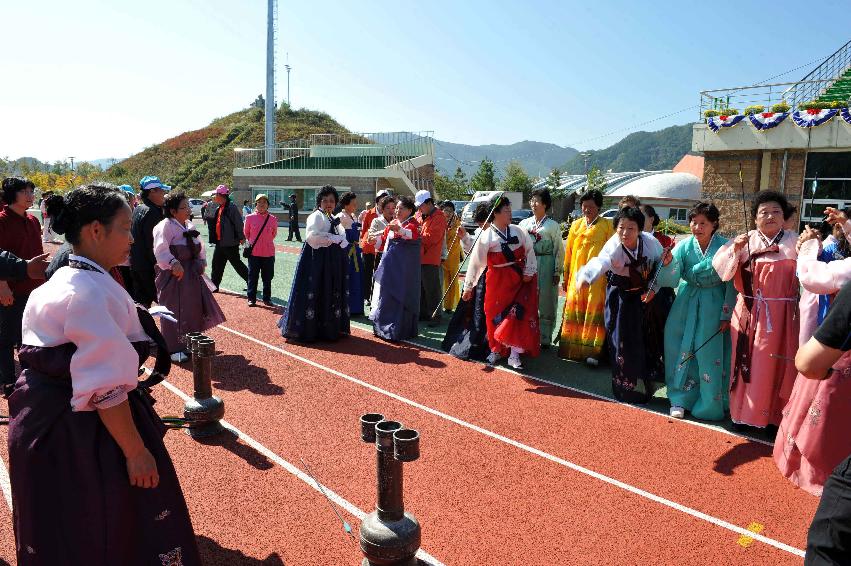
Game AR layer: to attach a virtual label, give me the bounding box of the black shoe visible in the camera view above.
[263,300,274,307]
[2,383,13,399]
[427,319,442,328]
[248,300,256,307]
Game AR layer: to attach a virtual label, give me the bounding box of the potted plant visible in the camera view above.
[744,105,765,115]
[771,102,791,113]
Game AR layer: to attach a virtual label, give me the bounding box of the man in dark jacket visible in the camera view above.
[202,198,219,245]
[285,193,301,242]
[210,184,249,291]
[129,175,168,307]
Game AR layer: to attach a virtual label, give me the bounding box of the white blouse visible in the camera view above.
[368,215,392,250]
[335,211,358,230]
[153,218,206,270]
[305,210,347,250]
[21,255,148,412]
[576,232,664,291]
[463,224,537,292]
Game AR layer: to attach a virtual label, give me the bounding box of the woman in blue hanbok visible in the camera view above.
[370,196,422,342]
[279,186,350,342]
[336,192,365,316]
[659,203,735,421]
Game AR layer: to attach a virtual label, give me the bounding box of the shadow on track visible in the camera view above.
[197,535,284,565]
[713,441,772,476]
[195,429,274,471]
[336,334,447,369]
[211,354,284,396]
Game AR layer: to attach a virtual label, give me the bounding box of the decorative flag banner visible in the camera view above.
[841,107,851,125]
[792,108,838,128]
[707,114,745,132]
[748,111,789,131]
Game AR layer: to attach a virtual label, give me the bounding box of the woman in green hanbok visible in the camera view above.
[659,203,736,421]
[518,189,565,347]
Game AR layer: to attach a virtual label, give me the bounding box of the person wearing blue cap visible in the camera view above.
[129,176,169,307]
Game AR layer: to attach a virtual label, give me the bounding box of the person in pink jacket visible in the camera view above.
[243,194,278,306]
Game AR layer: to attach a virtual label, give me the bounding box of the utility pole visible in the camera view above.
[285,60,291,106]
[264,0,276,164]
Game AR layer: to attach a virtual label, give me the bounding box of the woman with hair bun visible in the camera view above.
[712,190,800,430]
[8,184,200,565]
[660,202,735,421]
[153,191,225,363]
[279,185,351,342]
[335,191,365,316]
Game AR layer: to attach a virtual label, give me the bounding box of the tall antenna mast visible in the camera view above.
[264,0,276,163]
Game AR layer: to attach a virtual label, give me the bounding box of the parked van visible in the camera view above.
[461,191,522,233]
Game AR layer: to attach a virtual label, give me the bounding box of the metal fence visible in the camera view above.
[234,131,434,170]
[698,79,835,119]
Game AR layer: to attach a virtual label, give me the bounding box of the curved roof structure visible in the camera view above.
[608,171,701,201]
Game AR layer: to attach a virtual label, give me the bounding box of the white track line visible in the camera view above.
[360,323,776,447]
[160,380,446,566]
[0,452,12,512]
[222,288,773,447]
[217,324,805,557]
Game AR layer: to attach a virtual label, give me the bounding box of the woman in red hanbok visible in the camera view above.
[462,197,538,369]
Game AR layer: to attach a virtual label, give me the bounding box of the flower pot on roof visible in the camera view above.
[706,108,744,132]
[792,101,840,128]
[747,104,789,131]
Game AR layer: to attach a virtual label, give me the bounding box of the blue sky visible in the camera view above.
[2,0,849,162]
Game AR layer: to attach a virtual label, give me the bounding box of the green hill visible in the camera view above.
[562,124,694,173]
[105,104,352,196]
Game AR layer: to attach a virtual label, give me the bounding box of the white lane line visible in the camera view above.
[222,287,772,447]
[217,324,805,558]
[160,380,446,566]
[0,452,12,511]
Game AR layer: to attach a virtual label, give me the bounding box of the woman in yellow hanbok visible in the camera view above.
[558,190,614,363]
[441,201,464,312]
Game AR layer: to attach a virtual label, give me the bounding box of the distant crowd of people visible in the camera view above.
[2,175,851,563]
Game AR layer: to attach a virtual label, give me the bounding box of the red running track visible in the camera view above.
[0,292,819,564]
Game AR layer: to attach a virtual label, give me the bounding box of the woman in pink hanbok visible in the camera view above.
[712,191,799,429]
[774,211,851,495]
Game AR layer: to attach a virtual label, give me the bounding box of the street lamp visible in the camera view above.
[284,62,291,106]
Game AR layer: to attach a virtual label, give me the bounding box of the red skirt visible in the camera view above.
[484,252,540,357]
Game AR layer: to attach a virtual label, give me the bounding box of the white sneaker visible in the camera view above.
[486,352,501,365]
[585,357,599,367]
[170,352,189,363]
[669,406,685,419]
[507,354,523,369]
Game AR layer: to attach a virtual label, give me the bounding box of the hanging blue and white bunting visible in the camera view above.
[707,114,745,132]
[841,107,851,125]
[748,111,789,131]
[792,108,838,128]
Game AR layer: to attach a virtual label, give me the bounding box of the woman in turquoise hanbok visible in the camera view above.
[660,203,736,421]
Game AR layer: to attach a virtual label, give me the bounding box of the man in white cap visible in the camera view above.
[414,189,447,327]
[359,189,390,303]
[130,175,169,307]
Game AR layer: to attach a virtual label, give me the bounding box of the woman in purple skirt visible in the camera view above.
[8,184,201,565]
[153,191,226,363]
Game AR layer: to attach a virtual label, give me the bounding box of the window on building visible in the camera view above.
[668,208,688,223]
[802,152,851,229]
[249,186,322,213]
